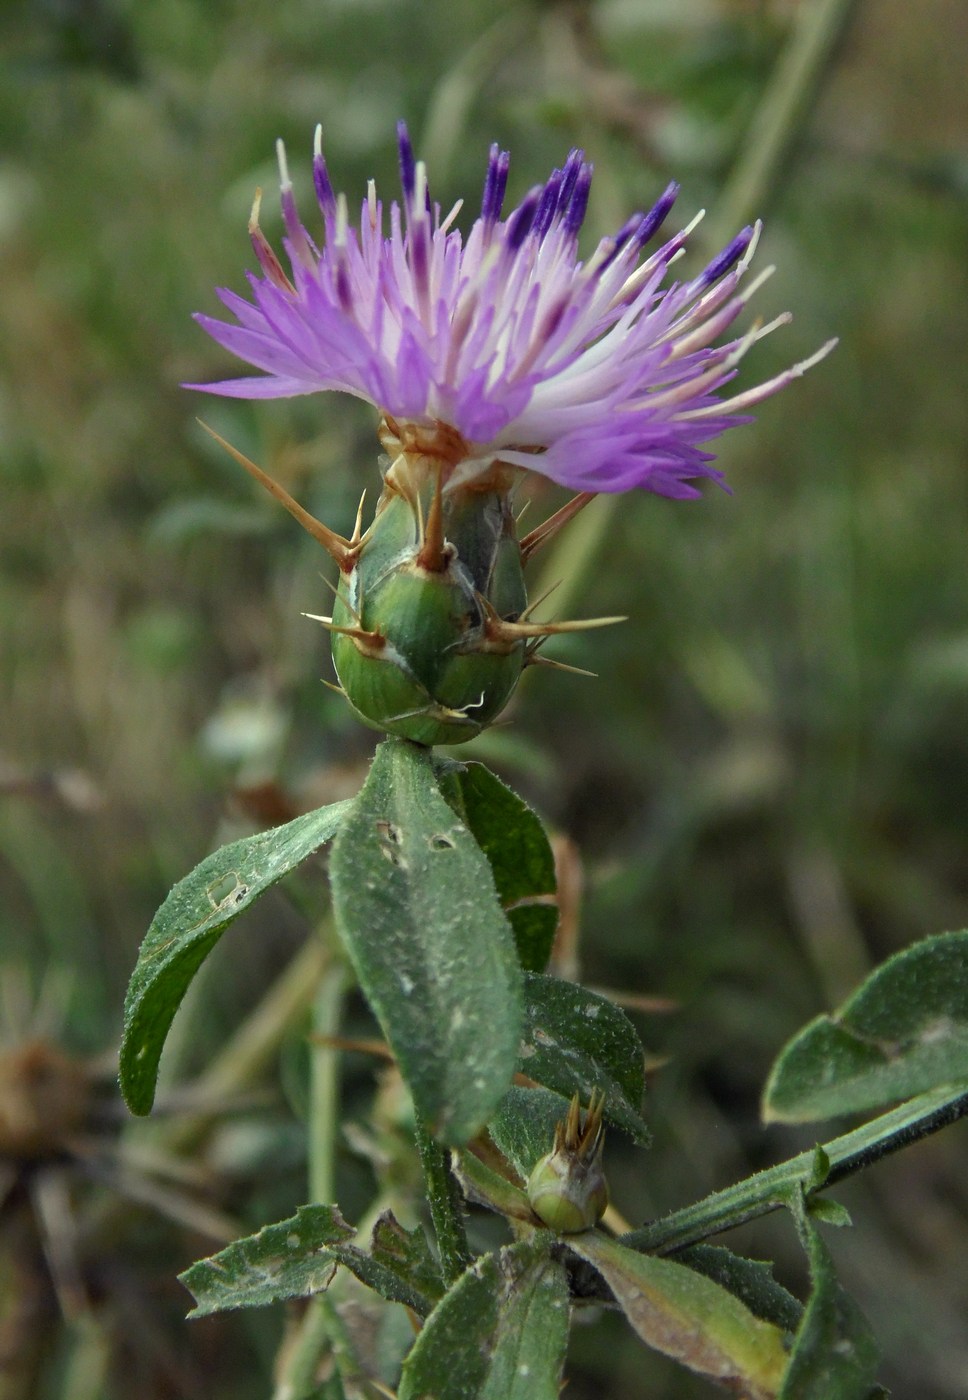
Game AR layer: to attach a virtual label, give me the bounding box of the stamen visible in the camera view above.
[676,337,838,420]
[562,164,592,237]
[397,120,416,203]
[275,138,313,268]
[699,225,755,287]
[438,198,463,235]
[480,144,510,223]
[634,181,680,250]
[312,125,337,221]
[557,149,584,210]
[247,189,295,294]
[505,188,541,251]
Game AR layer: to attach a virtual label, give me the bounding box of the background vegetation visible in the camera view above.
[2,0,967,1395]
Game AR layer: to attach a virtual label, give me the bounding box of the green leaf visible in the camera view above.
[179,1205,442,1319]
[678,1245,804,1335]
[764,931,968,1123]
[568,1233,789,1399]
[329,740,523,1145]
[398,1238,569,1400]
[438,761,558,973]
[359,1211,445,1313]
[489,1085,571,1180]
[521,974,648,1144]
[179,1205,351,1317]
[779,1198,881,1399]
[453,1148,535,1224]
[120,800,351,1115]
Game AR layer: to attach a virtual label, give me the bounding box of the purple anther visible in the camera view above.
[480,145,510,223]
[313,155,337,221]
[633,182,680,250]
[532,169,564,240]
[562,165,592,237]
[397,120,416,203]
[699,226,754,286]
[557,149,584,211]
[505,189,541,251]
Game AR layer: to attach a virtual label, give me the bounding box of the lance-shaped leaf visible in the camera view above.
[120,800,351,1114]
[179,1205,442,1319]
[521,974,648,1143]
[764,931,968,1123]
[330,740,523,1145]
[569,1233,790,1399]
[398,1238,569,1400]
[678,1245,804,1335]
[779,1195,882,1399]
[438,761,558,973]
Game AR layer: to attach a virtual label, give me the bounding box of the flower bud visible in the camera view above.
[329,456,528,747]
[527,1091,608,1233]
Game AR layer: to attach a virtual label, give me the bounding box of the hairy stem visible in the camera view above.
[413,1113,472,1285]
[622,1084,968,1256]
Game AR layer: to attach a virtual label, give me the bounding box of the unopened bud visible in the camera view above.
[328,461,528,746]
[526,1091,608,1233]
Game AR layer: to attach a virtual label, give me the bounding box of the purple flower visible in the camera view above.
[190,123,835,499]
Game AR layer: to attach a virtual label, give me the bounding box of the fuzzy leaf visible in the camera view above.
[120,800,351,1114]
[330,740,523,1145]
[764,931,968,1123]
[179,1205,352,1317]
[678,1245,804,1335]
[453,1148,535,1224]
[398,1238,569,1400]
[180,1205,442,1319]
[438,761,558,973]
[569,1233,789,1399]
[489,1085,572,1181]
[520,974,648,1143]
[779,1199,881,1398]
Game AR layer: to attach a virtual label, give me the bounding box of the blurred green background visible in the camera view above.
[2,0,967,1395]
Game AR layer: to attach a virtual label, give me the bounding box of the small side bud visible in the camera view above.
[526,1091,608,1233]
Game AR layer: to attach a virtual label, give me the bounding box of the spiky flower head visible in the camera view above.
[189,124,834,745]
[190,122,835,499]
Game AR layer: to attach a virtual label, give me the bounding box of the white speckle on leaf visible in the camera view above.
[286,1233,300,1248]
[399,973,414,995]
[584,1003,601,1019]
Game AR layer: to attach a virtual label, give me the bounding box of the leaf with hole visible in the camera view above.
[180,1205,442,1319]
[330,740,523,1145]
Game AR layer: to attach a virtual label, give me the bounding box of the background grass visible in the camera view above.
[2,0,967,1395]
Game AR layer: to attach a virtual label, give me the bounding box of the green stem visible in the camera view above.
[622,1084,968,1256]
[308,955,348,1205]
[413,1112,472,1285]
[702,0,858,252]
[272,946,351,1400]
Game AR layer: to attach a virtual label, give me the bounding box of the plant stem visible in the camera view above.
[622,1084,968,1256]
[272,946,350,1400]
[701,0,859,254]
[413,1112,472,1285]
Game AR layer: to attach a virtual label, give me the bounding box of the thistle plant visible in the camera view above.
[118,124,968,1399]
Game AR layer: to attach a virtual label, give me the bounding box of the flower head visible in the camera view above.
[191,123,835,499]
